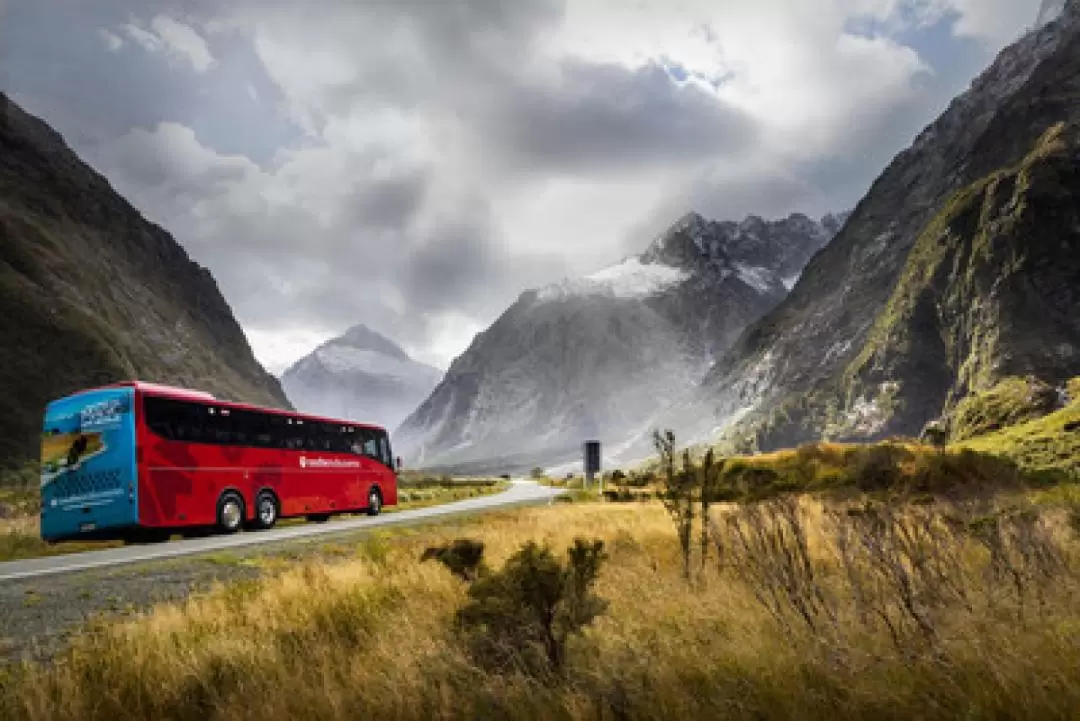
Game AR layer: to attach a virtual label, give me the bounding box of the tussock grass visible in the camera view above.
[698,440,1047,503]
[957,384,1080,481]
[949,376,1062,442]
[4,494,1080,720]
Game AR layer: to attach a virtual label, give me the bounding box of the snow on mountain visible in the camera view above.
[281,325,442,431]
[537,257,689,301]
[394,210,846,473]
[733,263,778,294]
[314,345,434,383]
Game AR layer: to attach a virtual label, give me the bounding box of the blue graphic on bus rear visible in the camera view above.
[40,386,138,540]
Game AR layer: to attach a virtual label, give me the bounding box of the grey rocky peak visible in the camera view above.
[393,208,846,473]
[282,324,442,431]
[1036,0,1067,29]
[336,323,411,361]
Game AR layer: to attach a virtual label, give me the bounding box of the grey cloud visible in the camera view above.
[4,0,1023,372]
[4,0,300,165]
[486,59,758,174]
[89,116,557,351]
[238,0,756,178]
[340,170,432,231]
[399,217,501,315]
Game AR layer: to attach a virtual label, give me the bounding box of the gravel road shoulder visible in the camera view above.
[0,514,482,665]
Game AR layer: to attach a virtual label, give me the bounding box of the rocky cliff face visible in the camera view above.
[656,3,1080,456]
[394,211,845,472]
[0,93,291,470]
[281,324,442,431]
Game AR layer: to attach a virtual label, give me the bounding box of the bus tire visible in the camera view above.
[367,487,383,517]
[252,490,279,531]
[216,491,245,534]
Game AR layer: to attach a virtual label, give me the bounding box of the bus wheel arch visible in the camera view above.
[252,488,280,531]
[216,489,246,534]
[367,485,383,516]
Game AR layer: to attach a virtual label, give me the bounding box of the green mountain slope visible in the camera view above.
[836,121,1080,439]
[0,93,291,471]
[679,7,1080,458]
[955,378,1080,479]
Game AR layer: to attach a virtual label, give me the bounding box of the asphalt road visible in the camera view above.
[0,479,564,583]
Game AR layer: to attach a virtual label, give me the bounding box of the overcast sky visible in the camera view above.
[3,0,1045,374]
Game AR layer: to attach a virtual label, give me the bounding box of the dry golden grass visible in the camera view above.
[0,515,36,537]
[3,498,1080,720]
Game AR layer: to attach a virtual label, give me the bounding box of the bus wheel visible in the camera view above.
[216,491,245,534]
[367,487,383,517]
[252,490,279,531]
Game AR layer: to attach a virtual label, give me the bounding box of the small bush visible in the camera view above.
[420,538,487,581]
[843,443,911,492]
[455,538,608,679]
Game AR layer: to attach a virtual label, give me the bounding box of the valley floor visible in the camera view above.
[3,474,1080,721]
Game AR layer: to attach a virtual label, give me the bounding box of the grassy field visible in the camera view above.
[2,408,1078,720]
[0,476,508,563]
[3,462,1080,719]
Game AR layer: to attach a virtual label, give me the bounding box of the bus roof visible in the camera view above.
[57,380,388,432]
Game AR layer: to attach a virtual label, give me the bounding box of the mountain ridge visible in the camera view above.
[394,209,846,471]
[648,4,1080,457]
[281,323,442,431]
[0,92,291,470]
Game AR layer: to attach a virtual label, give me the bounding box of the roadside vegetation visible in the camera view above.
[954,377,1080,480]
[4,420,1080,720]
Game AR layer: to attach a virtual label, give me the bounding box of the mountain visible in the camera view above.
[281,324,442,431]
[393,211,847,472]
[1037,0,1067,28]
[0,92,291,470]
[645,2,1080,457]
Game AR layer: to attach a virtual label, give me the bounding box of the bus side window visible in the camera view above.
[378,433,391,467]
[360,429,380,460]
[320,423,338,452]
[342,427,362,455]
[263,413,285,449]
[146,396,203,443]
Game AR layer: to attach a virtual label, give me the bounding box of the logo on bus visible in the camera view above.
[299,456,361,469]
[80,398,126,429]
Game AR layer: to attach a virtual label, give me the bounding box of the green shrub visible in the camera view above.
[842,443,912,492]
[420,538,487,581]
[455,538,608,679]
[951,376,1061,442]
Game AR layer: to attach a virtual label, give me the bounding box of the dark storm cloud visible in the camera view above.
[339,170,432,231]
[399,217,501,314]
[487,59,757,173]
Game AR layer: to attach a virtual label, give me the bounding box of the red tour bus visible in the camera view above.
[40,381,399,542]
